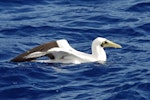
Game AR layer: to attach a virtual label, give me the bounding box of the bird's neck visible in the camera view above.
[92,43,106,61]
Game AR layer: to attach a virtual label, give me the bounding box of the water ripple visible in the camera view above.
[0,0,150,100]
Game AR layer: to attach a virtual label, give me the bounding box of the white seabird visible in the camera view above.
[11,37,122,64]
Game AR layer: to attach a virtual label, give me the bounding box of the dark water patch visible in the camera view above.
[0,28,33,37]
[60,85,87,92]
[12,16,37,21]
[125,69,149,78]
[122,69,150,84]
[137,23,150,32]
[87,15,123,23]
[93,27,145,38]
[1,75,28,88]
[2,7,34,15]
[105,83,138,93]
[74,93,92,100]
[123,18,139,23]
[122,45,146,54]
[0,86,32,99]
[67,21,105,29]
[126,2,150,12]
[81,67,109,77]
[27,71,56,81]
[13,7,34,13]
[0,26,56,37]
[137,83,150,92]
[0,52,12,62]
[107,90,146,100]
[0,0,49,7]
[53,0,107,6]
[0,85,61,100]
[67,15,125,29]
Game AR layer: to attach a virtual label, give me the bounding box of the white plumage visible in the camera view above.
[23,37,122,64]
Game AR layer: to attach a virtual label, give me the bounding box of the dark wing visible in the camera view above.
[11,41,58,62]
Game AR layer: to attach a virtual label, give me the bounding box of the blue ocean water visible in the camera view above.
[0,0,150,99]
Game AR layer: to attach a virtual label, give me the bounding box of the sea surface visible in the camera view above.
[0,0,150,100]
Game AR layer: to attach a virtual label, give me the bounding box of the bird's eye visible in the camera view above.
[101,41,108,47]
[104,41,108,44]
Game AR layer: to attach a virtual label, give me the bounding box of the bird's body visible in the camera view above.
[11,37,122,64]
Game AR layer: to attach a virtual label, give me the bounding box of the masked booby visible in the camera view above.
[11,37,122,64]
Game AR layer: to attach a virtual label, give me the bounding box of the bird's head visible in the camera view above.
[94,37,122,48]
